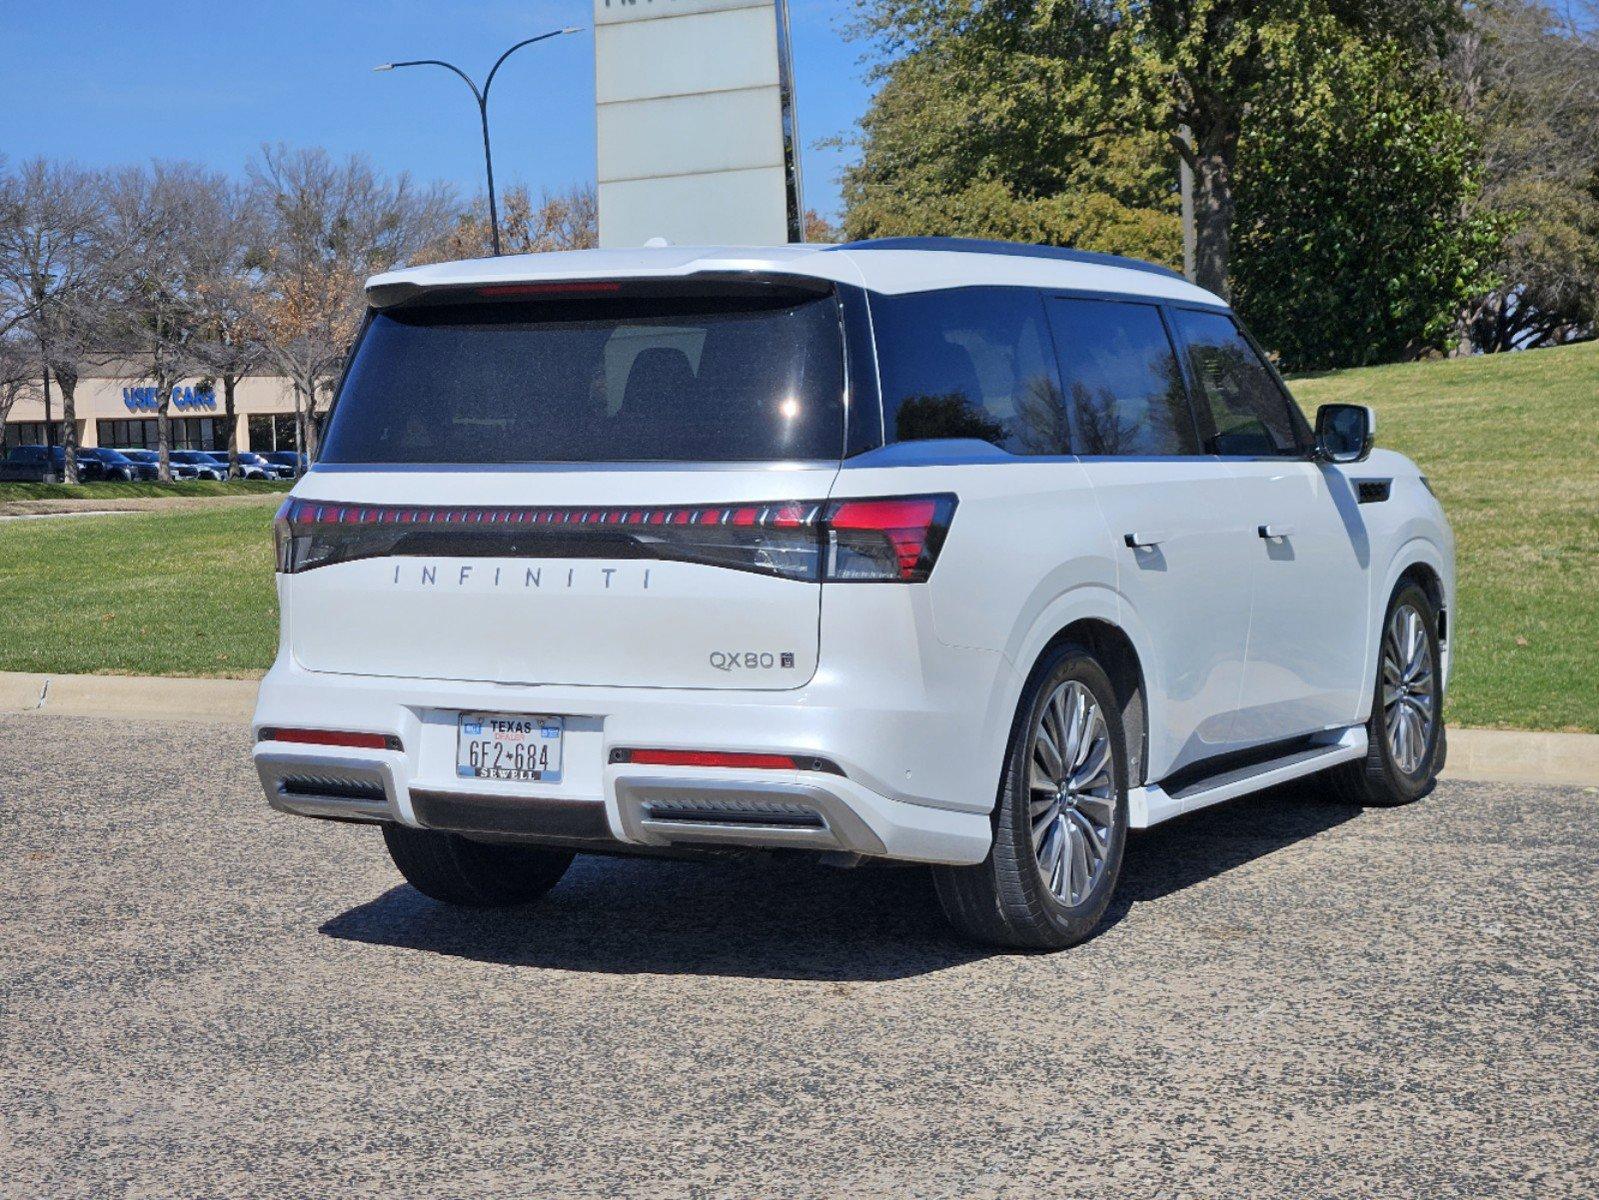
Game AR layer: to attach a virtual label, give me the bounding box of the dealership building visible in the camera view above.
[3,368,304,454]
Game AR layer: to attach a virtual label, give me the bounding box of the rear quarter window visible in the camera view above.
[870,287,1068,455]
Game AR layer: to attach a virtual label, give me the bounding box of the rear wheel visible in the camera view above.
[381,824,574,907]
[1326,582,1443,806]
[933,644,1129,950]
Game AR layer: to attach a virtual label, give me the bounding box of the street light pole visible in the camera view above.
[375,27,581,256]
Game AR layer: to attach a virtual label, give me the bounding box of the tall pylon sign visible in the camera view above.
[594,0,804,247]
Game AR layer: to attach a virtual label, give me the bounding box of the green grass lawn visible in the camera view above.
[0,501,279,677]
[1,342,1594,728]
[1291,339,1598,732]
[0,479,292,501]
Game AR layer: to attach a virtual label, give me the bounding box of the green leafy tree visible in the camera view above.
[840,6,1181,265]
[845,0,1459,296]
[1230,35,1501,369]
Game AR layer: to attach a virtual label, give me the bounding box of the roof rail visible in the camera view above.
[825,236,1185,282]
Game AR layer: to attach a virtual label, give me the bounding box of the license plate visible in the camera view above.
[456,712,564,783]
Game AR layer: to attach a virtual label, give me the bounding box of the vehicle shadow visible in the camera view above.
[319,782,1366,982]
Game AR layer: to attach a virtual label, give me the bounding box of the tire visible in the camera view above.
[1326,581,1444,806]
[933,643,1130,950]
[381,823,574,907]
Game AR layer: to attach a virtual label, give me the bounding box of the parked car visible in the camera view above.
[264,450,307,476]
[0,444,145,482]
[202,450,295,480]
[117,449,201,481]
[1,445,62,482]
[167,450,226,481]
[76,447,156,482]
[252,238,1454,950]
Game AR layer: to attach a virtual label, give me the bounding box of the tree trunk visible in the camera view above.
[224,374,239,480]
[58,366,80,485]
[1191,128,1238,299]
[304,381,321,461]
[157,381,173,482]
[42,364,55,455]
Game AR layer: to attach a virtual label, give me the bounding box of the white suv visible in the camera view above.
[252,238,1453,949]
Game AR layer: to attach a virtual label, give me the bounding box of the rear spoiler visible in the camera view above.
[366,270,837,311]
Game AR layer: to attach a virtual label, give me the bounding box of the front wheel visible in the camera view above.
[382,824,574,907]
[1326,582,1444,806]
[933,644,1129,950]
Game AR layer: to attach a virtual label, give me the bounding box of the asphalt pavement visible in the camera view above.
[2,713,1595,1199]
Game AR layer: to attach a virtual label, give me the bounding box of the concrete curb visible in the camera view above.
[1440,728,1599,789]
[0,672,259,725]
[2,671,1596,787]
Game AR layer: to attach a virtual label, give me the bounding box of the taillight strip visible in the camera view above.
[281,498,827,530]
[274,493,957,582]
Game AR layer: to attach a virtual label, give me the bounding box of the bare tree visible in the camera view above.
[0,331,33,434]
[423,183,596,261]
[1452,0,1599,350]
[102,162,223,481]
[248,145,454,459]
[190,180,267,479]
[0,158,117,483]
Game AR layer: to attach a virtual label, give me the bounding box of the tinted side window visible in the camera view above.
[1045,298,1198,456]
[871,287,1067,455]
[1171,310,1302,456]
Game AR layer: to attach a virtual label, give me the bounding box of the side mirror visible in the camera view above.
[1315,403,1375,464]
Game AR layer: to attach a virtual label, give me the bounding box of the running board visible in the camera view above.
[1128,726,1368,828]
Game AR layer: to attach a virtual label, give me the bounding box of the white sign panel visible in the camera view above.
[594,0,800,247]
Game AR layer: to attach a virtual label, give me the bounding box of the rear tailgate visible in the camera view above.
[283,468,838,690]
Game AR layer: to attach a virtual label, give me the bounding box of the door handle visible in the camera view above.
[1258,523,1296,540]
[1124,531,1169,549]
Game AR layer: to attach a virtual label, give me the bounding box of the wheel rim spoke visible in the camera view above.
[1381,603,1436,778]
[1028,679,1117,906]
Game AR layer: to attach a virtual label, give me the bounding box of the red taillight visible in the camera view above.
[822,494,956,582]
[258,727,402,752]
[826,498,940,580]
[273,493,956,583]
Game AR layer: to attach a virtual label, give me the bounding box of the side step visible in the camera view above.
[1128,726,1367,828]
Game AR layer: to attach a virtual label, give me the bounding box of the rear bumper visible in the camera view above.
[250,657,1003,866]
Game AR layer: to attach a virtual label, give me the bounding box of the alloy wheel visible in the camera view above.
[1028,680,1116,906]
[1382,603,1436,775]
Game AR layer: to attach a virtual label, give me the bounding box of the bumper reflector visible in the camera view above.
[258,727,403,752]
[611,748,843,774]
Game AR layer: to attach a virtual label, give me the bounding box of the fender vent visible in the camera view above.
[1356,479,1392,504]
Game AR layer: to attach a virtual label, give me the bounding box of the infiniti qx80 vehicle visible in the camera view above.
[252,238,1453,949]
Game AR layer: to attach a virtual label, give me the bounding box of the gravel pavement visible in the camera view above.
[2,713,1595,1198]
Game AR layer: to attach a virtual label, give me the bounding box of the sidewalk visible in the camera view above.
[2,670,1595,788]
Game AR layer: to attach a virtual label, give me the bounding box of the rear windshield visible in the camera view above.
[320,290,846,464]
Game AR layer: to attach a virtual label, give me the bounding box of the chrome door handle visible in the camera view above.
[1258,523,1296,540]
[1124,531,1170,549]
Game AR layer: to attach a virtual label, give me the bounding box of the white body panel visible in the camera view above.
[257,243,1456,866]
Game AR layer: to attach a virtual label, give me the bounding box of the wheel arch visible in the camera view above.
[1375,538,1454,695]
[1030,619,1150,789]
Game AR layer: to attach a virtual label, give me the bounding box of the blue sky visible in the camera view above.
[0,0,875,221]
